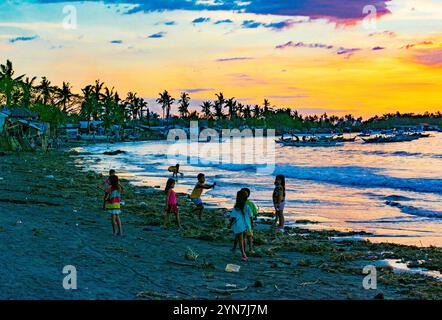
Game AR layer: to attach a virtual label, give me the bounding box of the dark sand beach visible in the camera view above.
[0,148,441,300]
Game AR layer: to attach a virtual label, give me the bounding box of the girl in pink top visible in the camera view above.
[164,178,181,228]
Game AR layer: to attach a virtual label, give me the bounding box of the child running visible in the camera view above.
[229,190,253,261]
[273,174,286,232]
[190,173,216,219]
[105,175,123,236]
[232,188,257,253]
[168,164,183,178]
[164,178,182,228]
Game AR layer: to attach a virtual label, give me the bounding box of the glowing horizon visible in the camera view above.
[1,0,442,118]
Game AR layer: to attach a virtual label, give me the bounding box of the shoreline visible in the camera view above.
[0,147,441,299]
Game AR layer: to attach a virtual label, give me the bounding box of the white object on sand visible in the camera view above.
[225,264,240,272]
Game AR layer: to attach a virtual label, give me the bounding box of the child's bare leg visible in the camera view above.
[273,212,278,227]
[175,208,182,227]
[111,215,117,235]
[238,233,247,260]
[163,212,169,227]
[248,235,254,252]
[278,211,285,229]
[116,215,123,235]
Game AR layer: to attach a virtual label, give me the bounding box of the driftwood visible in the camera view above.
[137,291,180,299]
[208,286,248,294]
[299,280,322,287]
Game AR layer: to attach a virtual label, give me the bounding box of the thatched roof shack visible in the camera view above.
[0,107,50,151]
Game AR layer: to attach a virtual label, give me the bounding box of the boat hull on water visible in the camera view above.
[362,134,425,144]
[279,139,342,147]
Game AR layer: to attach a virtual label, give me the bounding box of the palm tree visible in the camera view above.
[139,99,148,120]
[125,92,139,120]
[200,101,212,119]
[80,85,95,132]
[225,97,237,119]
[20,76,36,108]
[36,76,54,105]
[178,92,190,118]
[263,99,271,114]
[253,104,261,119]
[0,59,24,106]
[213,92,225,120]
[54,82,77,113]
[243,104,252,119]
[156,90,175,120]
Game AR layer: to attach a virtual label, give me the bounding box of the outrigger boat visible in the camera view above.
[362,131,429,144]
[276,135,343,147]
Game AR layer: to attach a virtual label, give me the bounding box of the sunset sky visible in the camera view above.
[1,0,442,117]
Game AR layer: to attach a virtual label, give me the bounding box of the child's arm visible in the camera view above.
[202,183,215,189]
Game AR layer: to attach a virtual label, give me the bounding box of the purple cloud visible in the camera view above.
[178,88,215,93]
[276,41,333,50]
[276,41,361,57]
[413,48,442,66]
[36,1,392,23]
[216,57,254,62]
[336,48,360,55]
[372,46,385,50]
[369,30,396,38]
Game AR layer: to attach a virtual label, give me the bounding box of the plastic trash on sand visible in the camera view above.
[225,264,240,272]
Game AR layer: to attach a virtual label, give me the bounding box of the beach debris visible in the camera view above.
[137,291,180,300]
[200,259,216,270]
[103,150,126,156]
[139,201,147,208]
[32,228,44,236]
[225,264,241,272]
[299,280,322,287]
[185,247,199,261]
[208,285,248,294]
[46,175,55,179]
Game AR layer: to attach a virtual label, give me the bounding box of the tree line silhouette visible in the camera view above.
[1,60,441,133]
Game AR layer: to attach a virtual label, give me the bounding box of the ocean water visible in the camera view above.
[78,132,442,247]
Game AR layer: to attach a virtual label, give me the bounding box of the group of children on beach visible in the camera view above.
[100,164,286,261]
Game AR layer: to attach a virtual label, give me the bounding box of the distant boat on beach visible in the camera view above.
[276,134,344,147]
